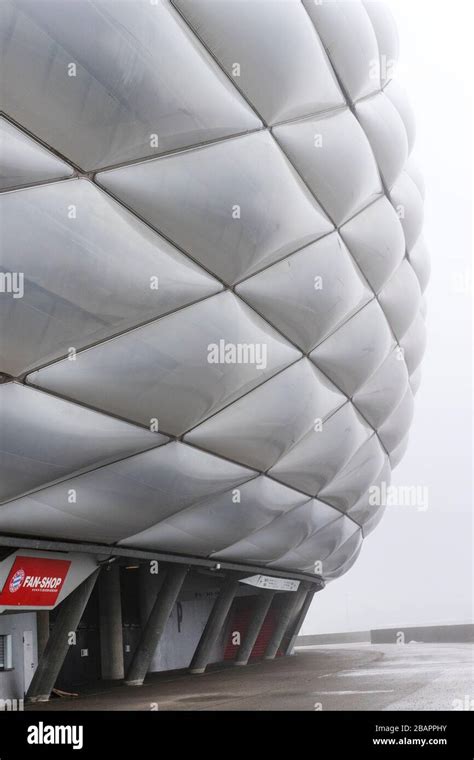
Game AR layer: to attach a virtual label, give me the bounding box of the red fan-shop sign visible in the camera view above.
[0,556,71,606]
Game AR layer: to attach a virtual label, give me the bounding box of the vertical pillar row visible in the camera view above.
[234,590,275,666]
[125,563,189,686]
[36,610,50,660]
[189,575,240,675]
[27,568,100,702]
[264,585,308,660]
[283,587,317,655]
[98,563,124,680]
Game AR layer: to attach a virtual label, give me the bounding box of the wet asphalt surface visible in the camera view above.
[26,643,473,711]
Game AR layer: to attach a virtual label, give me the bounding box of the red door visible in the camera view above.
[224,595,280,660]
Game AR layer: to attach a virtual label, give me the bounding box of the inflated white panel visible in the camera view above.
[384,78,416,154]
[409,366,423,396]
[213,499,340,565]
[0,383,166,504]
[340,196,405,293]
[318,435,387,512]
[0,442,254,544]
[363,1,399,87]
[390,171,424,252]
[355,91,408,189]
[269,402,372,496]
[0,0,260,169]
[389,435,410,470]
[121,476,309,556]
[352,348,409,429]
[0,116,73,190]
[236,232,372,352]
[269,514,360,572]
[378,259,422,340]
[362,503,386,537]
[173,0,345,124]
[273,108,383,225]
[378,388,415,454]
[405,154,426,199]
[185,359,344,471]
[309,300,394,397]
[323,529,363,579]
[348,456,391,528]
[408,237,431,293]
[400,314,427,375]
[0,179,221,376]
[302,0,381,101]
[97,131,332,285]
[27,292,301,435]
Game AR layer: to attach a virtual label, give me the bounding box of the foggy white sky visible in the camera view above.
[303,0,473,634]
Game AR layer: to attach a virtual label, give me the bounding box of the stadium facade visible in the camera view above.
[0,0,428,702]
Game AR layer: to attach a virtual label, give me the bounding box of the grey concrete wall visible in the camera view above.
[149,592,226,672]
[0,612,37,701]
[297,630,370,646]
[146,574,256,673]
[371,624,474,644]
[297,624,474,647]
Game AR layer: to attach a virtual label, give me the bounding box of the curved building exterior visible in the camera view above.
[0,0,428,699]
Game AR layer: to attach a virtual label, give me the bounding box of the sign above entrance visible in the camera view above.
[240,575,300,592]
[0,556,71,607]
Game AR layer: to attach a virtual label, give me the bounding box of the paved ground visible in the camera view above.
[27,643,473,711]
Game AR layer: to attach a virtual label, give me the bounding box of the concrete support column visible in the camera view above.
[264,586,307,660]
[27,568,100,702]
[189,575,239,674]
[138,562,164,626]
[99,564,124,680]
[125,564,189,686]
[234,590,275,666]
[283,587,317,655]
[36,611,50,660]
